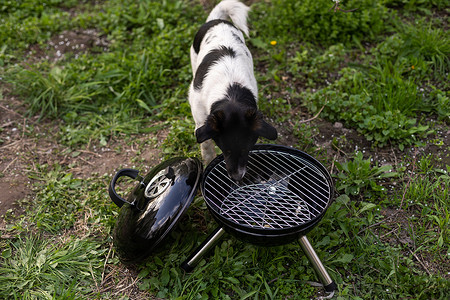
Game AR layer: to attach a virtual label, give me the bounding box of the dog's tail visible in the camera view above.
[206,0,250,36]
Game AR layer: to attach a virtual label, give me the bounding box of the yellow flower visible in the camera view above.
[411,65,415,70]
[270,40,277,46]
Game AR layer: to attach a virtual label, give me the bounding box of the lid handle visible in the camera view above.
[165,166,175,180]
[108,168,143,207]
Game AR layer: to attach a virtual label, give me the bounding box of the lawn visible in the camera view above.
[0,0,449,299]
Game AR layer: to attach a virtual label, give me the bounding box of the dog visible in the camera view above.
[188,0,277,181]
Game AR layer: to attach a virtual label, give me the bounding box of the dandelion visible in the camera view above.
[411,65,415,70]
[270,40,277,46]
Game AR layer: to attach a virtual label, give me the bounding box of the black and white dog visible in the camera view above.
[189,0,277,181]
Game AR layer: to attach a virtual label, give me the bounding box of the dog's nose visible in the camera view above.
[230,167,246,182]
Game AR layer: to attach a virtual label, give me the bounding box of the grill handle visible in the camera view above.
[299,236,337,293]
[108,168,143,208]
[181,227,226,272]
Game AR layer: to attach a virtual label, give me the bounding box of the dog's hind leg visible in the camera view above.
[200,139,216,165]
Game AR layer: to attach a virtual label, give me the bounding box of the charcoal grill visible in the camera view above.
[181,144,337,292]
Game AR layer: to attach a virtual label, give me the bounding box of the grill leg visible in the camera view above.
[299,235,337,293]
[181,227,226,272]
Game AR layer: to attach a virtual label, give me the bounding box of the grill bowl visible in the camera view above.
[202,144,334,246]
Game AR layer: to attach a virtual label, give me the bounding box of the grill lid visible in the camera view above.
[109,157,202,264]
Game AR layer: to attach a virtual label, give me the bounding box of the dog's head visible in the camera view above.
[196,104,277,181]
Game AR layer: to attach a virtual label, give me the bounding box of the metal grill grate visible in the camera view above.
[203,149,331,230]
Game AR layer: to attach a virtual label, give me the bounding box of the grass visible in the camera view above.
[13,66,104,119]
[0,235,105,299]
[334,151,399,198]
[301,16,449,148]
[0,0,449,299]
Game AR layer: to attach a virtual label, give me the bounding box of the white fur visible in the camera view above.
[188,0,255,164]
[206,0,250,35]
[188,0,255,155]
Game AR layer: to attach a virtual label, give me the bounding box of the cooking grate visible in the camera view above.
[203,149,331,230]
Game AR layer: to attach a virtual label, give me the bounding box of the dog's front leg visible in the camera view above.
[200,139,216,165]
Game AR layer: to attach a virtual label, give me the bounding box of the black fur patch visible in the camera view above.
[225,83,257,107]
[193,46,237,90]
[193,19,237,54]
[210,99,228,113]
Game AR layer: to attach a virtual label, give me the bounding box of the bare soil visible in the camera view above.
[28,29,109,63]
[0,91,166,223]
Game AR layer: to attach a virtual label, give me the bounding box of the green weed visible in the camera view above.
[137,233,321,299]
[0,235,104,299]
[251,0,391,45]
[434,90,450,122]
[399,165,449,249]
[374,21,450,80]
[312,194,450,299]
[161,117,199,159]
[289,44,347,89]
[27,164,85,233]
[257,96,293,124]
[5,0,202,147]
[306,88,430,149]
[364,59,424,114]
[11,66,103,119]
[0,1,74,55]
[300,20,447,149]
[334,151,398,199]
[292,122,318,152]
[59,109,144,147]
[24,164,118,235]
[400,24,449,76]
[383,0,450,13]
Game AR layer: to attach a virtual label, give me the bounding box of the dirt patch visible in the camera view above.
[0,89,166,223]
[64,127,168,180]
[0,181,27,220]
[27,29,109,63]
[0,92,32,224]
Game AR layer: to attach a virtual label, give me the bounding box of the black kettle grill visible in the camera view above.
[108,144,337,292]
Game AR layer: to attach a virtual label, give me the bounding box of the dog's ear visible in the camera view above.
[256,119,278,140]
[248,110,277,140]
[195,125,214,143]
[195,110,224,143]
